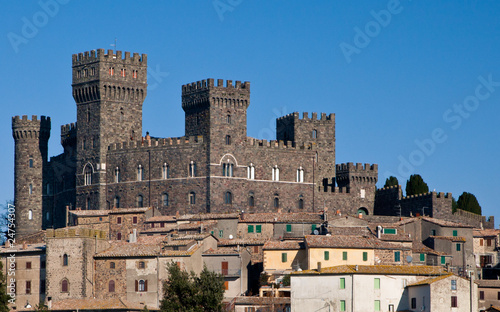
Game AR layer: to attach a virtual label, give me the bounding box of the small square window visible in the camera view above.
[248,225,254,233]
[451,280,457,290]
[117,217,122,224]
[286,224,292,232]
[456,243,461,252]
[480,291,484,300]
[26,262,32,269]
[363,252,368,261]
[281,253,287,263]
[394,251,401,262]
[453,230,458,237]
[451,296,457,307]
[374,278,380,289]
[374,300,381,311]
[441,256,446,265]
[420,253,425,262]
[139,261,145,269]
[133,216,138,224]
[324,251,329,261]
[340,278,345,289]
[340,300,346,311]
[256,225,262,233]
[342,251,348,261]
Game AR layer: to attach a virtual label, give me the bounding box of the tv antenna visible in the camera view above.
[110,38,117,54]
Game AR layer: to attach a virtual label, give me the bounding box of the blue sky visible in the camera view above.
[2,1,499,223]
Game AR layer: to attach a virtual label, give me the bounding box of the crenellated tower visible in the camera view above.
[72,49,147,210]
[182,78,250,147]
[12,115,51,235]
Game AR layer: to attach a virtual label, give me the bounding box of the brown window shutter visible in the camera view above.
[144,280,148,292]
[135,280,138,292]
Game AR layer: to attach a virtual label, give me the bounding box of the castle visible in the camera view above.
[12,49,490,237]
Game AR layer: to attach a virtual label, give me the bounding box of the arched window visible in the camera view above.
[297,167,304,183]
[29,157,34,168]
[29,183,33,195]
[223,163,234,177]
[272,166,280,181]
[109,262,115,269]
[109,280,115,292]
[28,210,33,220]
[84,165,92,185]
[225,135,231,145]
[274,194,280,208]
[298,195,304,209]
[225,191,232,205]
[312,129,318,139]
[136,195,144,208]
[115,167,120,183]
[63,254,68,266]
[162,163,170,179]
[162,193,169,207]
[138,280,146,292]
[113,196,120,209]
[189,161,196,177]
[137,165,143,181]
[247,164,255,180]
[61,279,69,293]
[117,232,122,240]
[189,192,196,205]
[248,192,255,207]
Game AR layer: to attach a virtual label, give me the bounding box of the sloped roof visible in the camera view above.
[305,235,410,250]
[473,229,500,237]
[430,235,466,242]
[407,273,455,286]
[412,242,446,256]
[239,212,323,223]
[421,216,472,228]
[69,210,110,216]
[50,298,145,311]
[203,247,242,255]
[263,240,304,250]
[218,238,269,246]
[108,207,151,214]
[293,264,446,276]
[95,242,160,258]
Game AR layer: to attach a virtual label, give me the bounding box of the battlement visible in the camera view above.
[246,138,316,150]
[61,122,77,134]
[401,191,452,201]
[46,227,107,240]
[108,136,204,151]
[12,115,51,140]
[277,112,334,122]
[182,78,250,94]
[376,185,401,192]
[72,49,147,65]
[336,162,378,173]
[61,122,77,147]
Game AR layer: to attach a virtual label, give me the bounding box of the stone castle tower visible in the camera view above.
[12,115,51,235]
[72,49,148,211]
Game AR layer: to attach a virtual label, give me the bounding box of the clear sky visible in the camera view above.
[2,1,499,224]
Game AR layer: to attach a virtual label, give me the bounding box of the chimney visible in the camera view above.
[355,265,358,271]
[22,241,28,250]
[317,262,321,272]
[377,226,382,239]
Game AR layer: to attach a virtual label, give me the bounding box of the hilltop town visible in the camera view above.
[4,49,500,312]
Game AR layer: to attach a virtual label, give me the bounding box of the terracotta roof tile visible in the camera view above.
[69,210,110,216]
[263,240,304,250]
[178,212,240,221]
[412,242,446,255]
[203,247,242,255]
[293,264,446,276]
[145,215,177,222]
[239,212,323,223]
[218,238,269,246]
[474,229,500,237]
[477,279,500,288]
[421,216,472,228]
[50,298,145,310]
[305,235,410,250]
[96,242,160,257]
[161,244,200,257]
[407,273,455,286]
[108,207,151,214]
[430,235,466,242]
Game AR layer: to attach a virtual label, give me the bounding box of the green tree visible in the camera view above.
[34,303,49,312]
[405,174,429,196]
[160,262,224,312]
[281,274,290,287]
[0,262,10,312]
[452,197,458,213]
[457,192,482,215]
[384,176,399,188]
[195,266,225,311]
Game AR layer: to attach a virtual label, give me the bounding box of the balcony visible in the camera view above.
[213,269,241,278]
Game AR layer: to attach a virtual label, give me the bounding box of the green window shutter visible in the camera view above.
[363,252,368,261]
[340,278,345,289]
[210,230,214,235]
[441,256,446,265]
[324,251,329,261]
[219,230,223,238]
[340,300,346,311]
[395,251,400,262]
[374,278,380,289]
[248,225,254,233]
[375,300,381,311]
[456,243,461,251]
[453,230,458,237]
[342,251,348,261]
[420,253,425,262]
[312,224,317,231]
[256,225,262,233]
[286,224,292,232]
[282,253,287,263]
